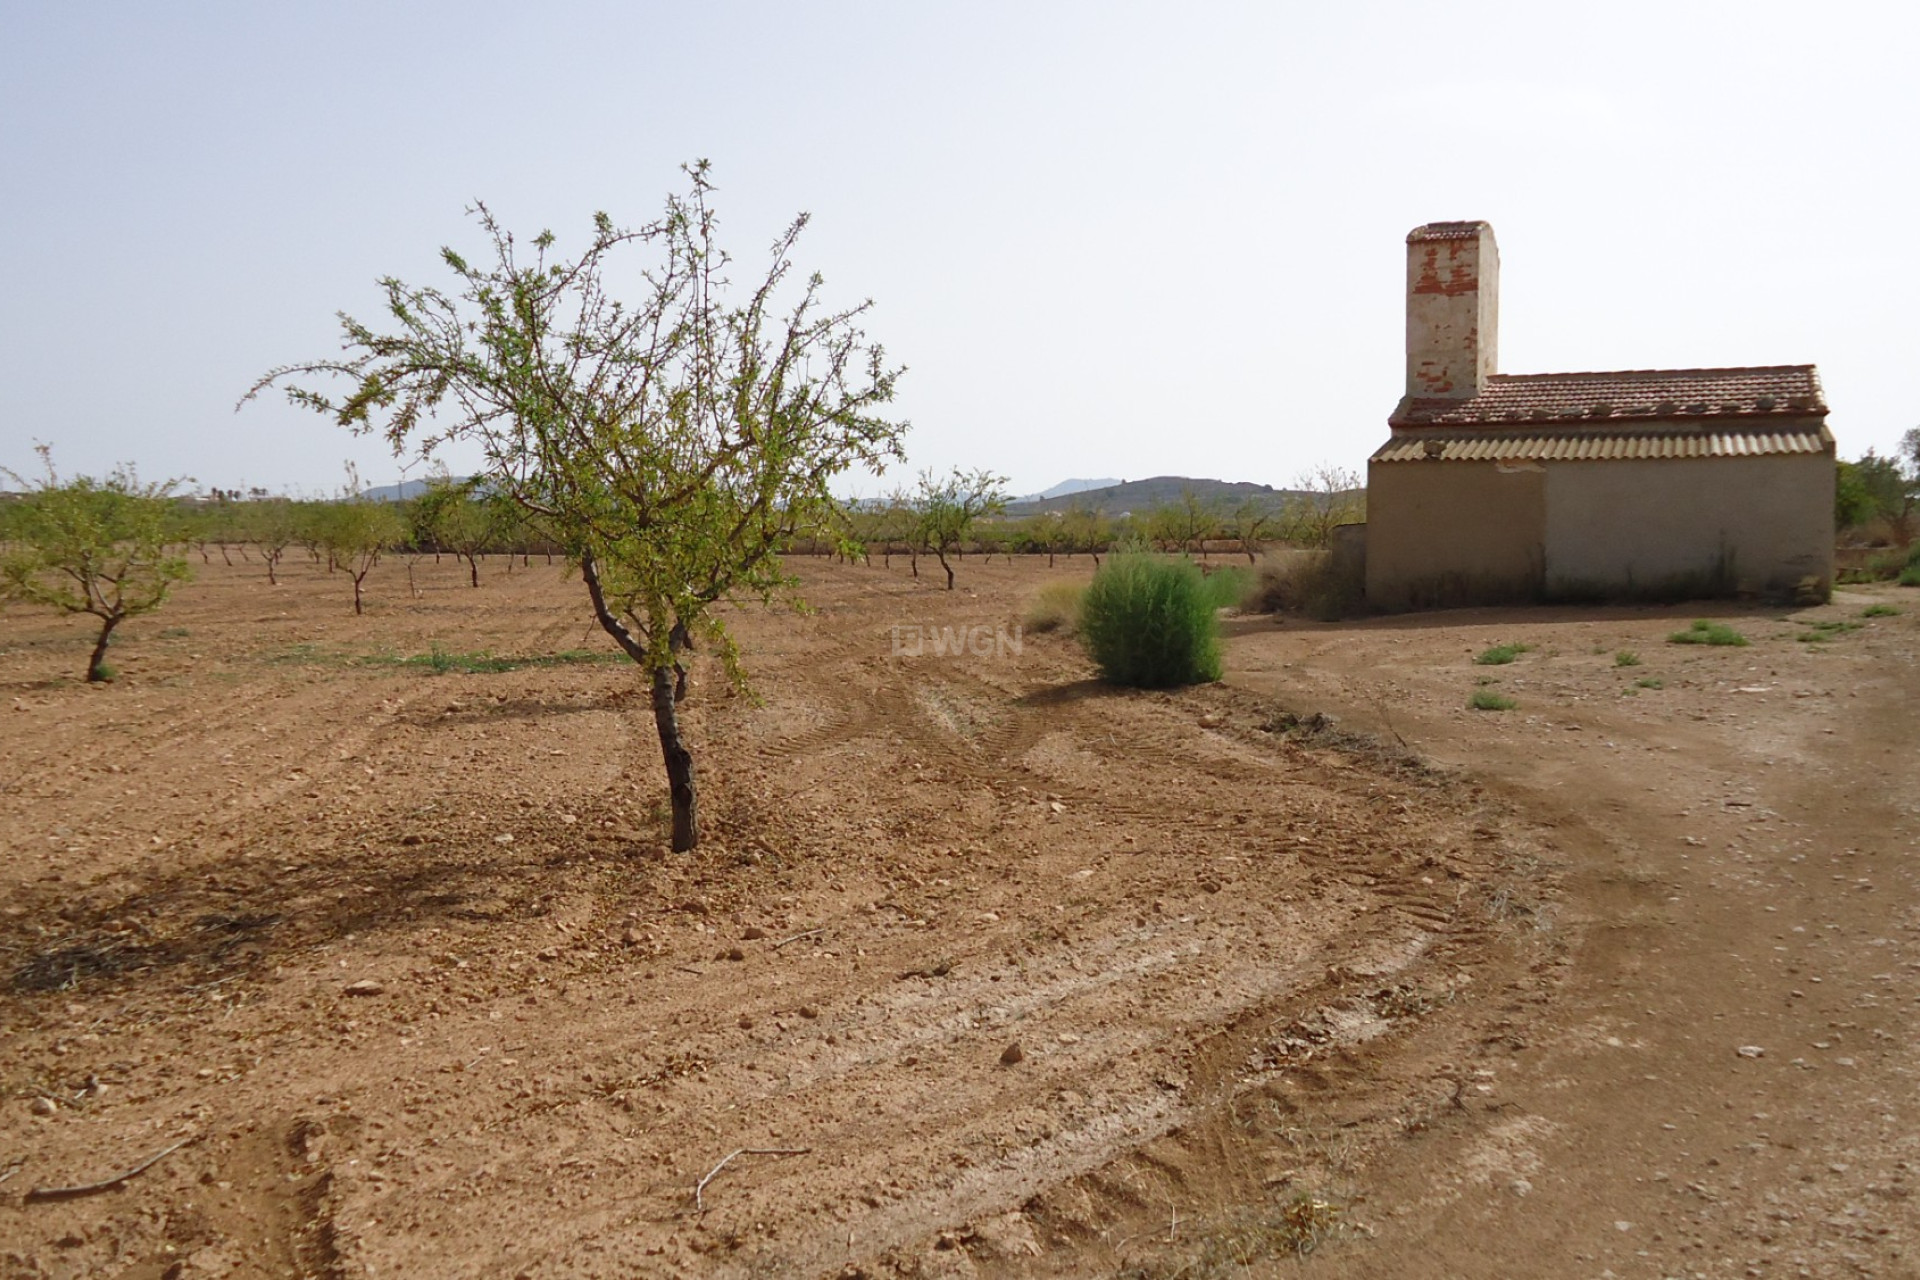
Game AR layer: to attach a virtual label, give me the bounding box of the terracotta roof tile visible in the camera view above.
[1371,425,1833,464]
[1390,365,1825,428]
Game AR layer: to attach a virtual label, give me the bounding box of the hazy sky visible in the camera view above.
[3,1,1914,498]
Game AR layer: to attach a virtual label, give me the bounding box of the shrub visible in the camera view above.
[1635,676,1664,690]
[1468,689,1516,711]
[1199,565,1253,611]
[1022,581,1085,634]
[1861,604,1901,618]
[1614,650,1641,667]
[1246,551,1363,620]
[1668,620,1748,647]
[1078,553,1222,688]
[1474,643,1532,666]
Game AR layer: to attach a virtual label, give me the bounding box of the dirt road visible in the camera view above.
[0,556,1913,1278]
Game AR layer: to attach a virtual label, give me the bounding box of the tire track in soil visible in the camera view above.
[0,561,1565,1280]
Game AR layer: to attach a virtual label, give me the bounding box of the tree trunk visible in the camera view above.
[579,552,701,852]
[937,551,955,590]
[467,556,480,588]
[352,570,366,615]
[86,613,121,683]
[651,663,698,852]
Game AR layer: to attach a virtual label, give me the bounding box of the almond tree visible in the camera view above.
[246,163,906,851]
[248,497,300,584]
[0,447,192,682]
[416,477,499,586]
[914,467,1007,589]
[315,497,402,615]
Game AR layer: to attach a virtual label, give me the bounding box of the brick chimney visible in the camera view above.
[1405,221,1498,400]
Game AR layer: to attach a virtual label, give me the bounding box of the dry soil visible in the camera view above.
[0,554,1914,1279]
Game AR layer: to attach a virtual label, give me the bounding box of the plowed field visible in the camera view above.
[1,555,1914,1278]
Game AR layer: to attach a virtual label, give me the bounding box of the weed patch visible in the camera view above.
[1861,603,1901,618]
[1634,676,1663,690]
[1469,689,1517,711]
[1117,1194,1342,1276]
[1668,620,1748,647]
[1613,649,1641,667]
[381,647,623,675]
[1473,643,1532,666]
[1022,581,1085,634]
[1795,619,1863,644]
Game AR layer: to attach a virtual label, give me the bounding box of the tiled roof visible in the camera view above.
[1371,425,1833,464]
[1407,221,1489,243]
[1391,365,1825,428]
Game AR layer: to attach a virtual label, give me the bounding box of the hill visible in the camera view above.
[1003,475,1296,517]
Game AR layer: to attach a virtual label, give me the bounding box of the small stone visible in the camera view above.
[494,833,515,845]
[1048,801,1065,814]
[742,927,767,941]
[1736,1045,1765,1059]
[738,1015,754,1030]
[798,1005,819,1019]
[343,979,385,997]
[1510,1178,1532,1196]
[1615,1220,1633,1232]
[726,948,746,962]
[30,1096,57,1116]
[537,947,560,961]
[1000,1042,1025,1067]
[400,833,425,847]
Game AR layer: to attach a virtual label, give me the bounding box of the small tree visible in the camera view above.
[0,448,192,682]
[914,468,1007,589]
[416,478,499,586]
[248,497,300,584]
[246,164,906,851]
[1021,510,1064,566]
[1059,500,1111,565]
[315,499,402,614]
[1283,464,1365,549]
[1226,496,1281,564]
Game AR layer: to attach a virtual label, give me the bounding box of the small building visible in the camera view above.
[1365,221,1834,610]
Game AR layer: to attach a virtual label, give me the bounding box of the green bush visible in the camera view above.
[1614,649,1641,667]
[1468,689,1516,711]
[1079,553,1222,688]
[1668,620,1748,647]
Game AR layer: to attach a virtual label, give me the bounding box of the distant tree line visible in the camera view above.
[813,465,1365,569]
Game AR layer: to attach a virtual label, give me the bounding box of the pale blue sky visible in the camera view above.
[2,1,1913,497]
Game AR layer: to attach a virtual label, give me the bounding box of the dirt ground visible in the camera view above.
[0,552,1914,1279]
